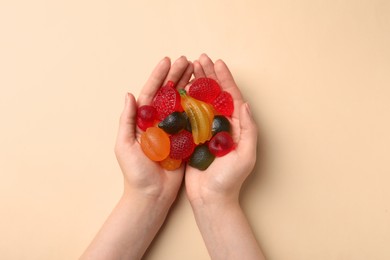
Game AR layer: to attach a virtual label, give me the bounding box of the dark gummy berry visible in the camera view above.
[182,112,192,132]
[158,112,187,134]
[189,144,215,171]
[212,115,231,136]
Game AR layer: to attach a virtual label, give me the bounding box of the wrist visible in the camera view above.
[189,191,264,260]
[121,187,176,211]
[123,181,179,207]
[189,191,240,213]
[188,186,240,209]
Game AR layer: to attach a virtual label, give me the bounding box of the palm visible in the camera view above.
[185,151,243,200]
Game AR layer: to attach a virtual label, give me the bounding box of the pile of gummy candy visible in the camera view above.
[137,78,235,171]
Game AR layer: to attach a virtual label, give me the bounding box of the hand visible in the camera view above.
[81,57,194,260]
[185,54,258,204]
[115,56,193,203]
[184,54,264,260]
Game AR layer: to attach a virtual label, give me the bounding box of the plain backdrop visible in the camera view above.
[1,0,389,259]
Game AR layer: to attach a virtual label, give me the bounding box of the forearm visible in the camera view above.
[80,191,173,260]
[191,198,265,260]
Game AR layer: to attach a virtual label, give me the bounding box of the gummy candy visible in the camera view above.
[158,111,187,134]
[211,115,231,136]
[153,82,183,121]
[138,77,236,171]
[189,144,215,171]
[180,89,214,144]
[189,77,221,103]
[160,156,182,170]
[212,91,234,116]
[137,105,157,131]
[169,130,196,160]
[208,131,234,157]
[140,127,170,161]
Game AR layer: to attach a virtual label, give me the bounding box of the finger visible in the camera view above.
[138,57,171,106]
[184,77,195,92]
[116,93,137,146]
[235,103,258,161]
[162,56,189,86]
[193,60,206,79]
[214,59,243,100]
[198,53,218,80]
[176,61,194,90]
[214,59,244,120]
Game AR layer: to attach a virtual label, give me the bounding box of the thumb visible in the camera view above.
[236,103,258,161]
[117,92,137,146]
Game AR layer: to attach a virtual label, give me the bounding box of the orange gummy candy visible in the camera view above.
[160,156,182,171]
[140,127,170,161]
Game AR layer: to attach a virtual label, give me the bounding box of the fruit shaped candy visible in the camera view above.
[198,101,215,130]
[189,144,215,171]
[136,105,157,131]
[169,130,196,160]
[158,111,187,134]
[165,80,175,88]
[182,112,192,132]
[212,90,234,116]
[152,81,183,121]
[140,127,170,161]
[160,156,182,171]
[208,131,234,157]
[179,89,214,144]
[211,115,231,136]
[189,77,221,103]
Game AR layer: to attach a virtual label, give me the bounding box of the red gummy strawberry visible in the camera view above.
[169,130,196,160]
[136,105,157,131]
[189,78,221,103]
[165,80,175,88]
[153,81,183,121]
[212,91,234,116]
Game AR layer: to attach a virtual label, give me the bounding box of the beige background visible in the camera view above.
[1,0,389,259]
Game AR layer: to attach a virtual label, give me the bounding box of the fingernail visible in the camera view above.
[160,57,170,64]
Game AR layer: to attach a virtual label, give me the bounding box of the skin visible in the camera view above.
[80,54,265,260]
